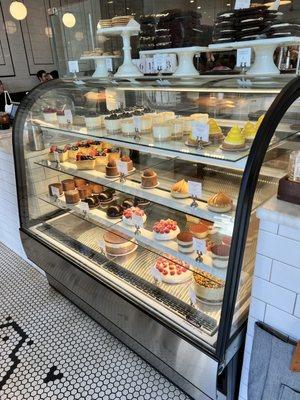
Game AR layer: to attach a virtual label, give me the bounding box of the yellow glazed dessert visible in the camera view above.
[222,126,245,150]
[171,179,189,199]
[208,119,223,143]
[242,121,257,142]
[255,114,265,131]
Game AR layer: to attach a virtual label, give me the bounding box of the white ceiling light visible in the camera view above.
[62,12,76,28]
[10,1,27,20]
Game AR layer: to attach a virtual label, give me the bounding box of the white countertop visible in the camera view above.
[257,195,300,229]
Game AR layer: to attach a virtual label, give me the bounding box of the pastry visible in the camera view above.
[68,145,79,160]
[255,114,264,130]
[171,179,189,199]
[222,126,245,150]
[65,189,80,204]
[193,271,224,303]
[95,151,108,166]
[90,140,103,152]
[107,149,121,162]
[121,116,135,136]
[153,122,172,142]
[90,183,103,194]
[105,160,119,178]
[140,115,153,133]
[107,204,124,219]
[133,197,150,209]
[57,110,69,127]
[208,119,223,143]
[74,177,87,188]
[210,244,230,269]
[177,231,194,254]
[199,219,216,234]
[154,256,192,284]
[122,207,146,226]
[122,198,134,209]
[153,219,180,241]
[152,114,164,125]
[78,185,93,200]
[163,111,175,121]
[169,119,183,140]
[76,154,96,170]
[141,169,158,188]
[189,223,209,239]
[98,190,115,209]
[85,112,102,130]
[48,183,62,197]
[207,192,233,213]
[104,114,121,134]
[120,156,134,172]
[43,107,57,123]
[103,231,137,256]
[82,195,100,210]
[77,141,93,155]
[180,116,193,135]
[61,179,76,192]
[48,145,68,162]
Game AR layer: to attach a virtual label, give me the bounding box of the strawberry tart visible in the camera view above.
[154,256,192,284]
[153,219,180,241]
[122,207,147,226]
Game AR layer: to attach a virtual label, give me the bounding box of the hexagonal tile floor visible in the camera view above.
[0,243,190,400]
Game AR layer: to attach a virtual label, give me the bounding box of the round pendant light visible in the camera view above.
[62,12,76,28]
[10,1,27,20]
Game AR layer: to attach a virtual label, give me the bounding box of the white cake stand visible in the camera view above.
[97,25,142,78]
[209,37,300,75]
[140,46,208,77]
[80,55,121,78]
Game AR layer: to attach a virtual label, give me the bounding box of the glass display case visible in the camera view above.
[13,76,300,400]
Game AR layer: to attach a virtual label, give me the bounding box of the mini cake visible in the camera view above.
[153,219,180,241]
[78,185,93,200]
[180,116,193,135]
[107,149,120,162]
[177,231,194,254]
[104,114,121,134]
[48,183,62,197]
[61,179,76,192]
[68,145,79,160]
[189,223,209,239]
[141,169,158,188]
[64,189,80,204]
[152,114,164,125]
[107,204,124,219]
[85,112,102,130]
[153,122,172,142]
[193,271,225,303]
[98,190,115,209]
[82,195,100,210]
[208,119,223,143]
[74,177,87,188]
[103,231,137,256]
[242,121,257,142]
[154,256,192,284]
[140,115,153,134]
[255,114,264,130]
[207,192,233,213]
[57,110,69,127]
[169,119,183,140]
[48,145,68,162]
[171,179,189,199]
[211,244,230,269]
[222,126,245,150]
[76,154,96,170]
[106,160,119,178]
[122,207,146,226]
[43,108,57,123]
[120,156,134,172]
[121,117,135,136]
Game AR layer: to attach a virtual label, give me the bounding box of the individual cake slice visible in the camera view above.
[171,179,189,199]
[193,271,225,303]
[43,107,57,123]
[85,112,102,130]
[122,207,146,226]
[207,192,233,213]
[76,154,96,170]
[154,256,192,284]
[141,169,158,188]
[65,189,80,204]
[177,231,194,254]
[68,145,79,160]
[121,116,135,136]
[153,219,180,241]
[153,122,172,142]
[104,113,121,134]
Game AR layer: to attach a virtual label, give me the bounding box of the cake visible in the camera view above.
[103,231,137,256]
[57,110,69,127]
[154,256,192,284]
[122,207,146,226]
[106,160,119,178]
[76,154,96,170]
[106,204,124,219]
[68,145,79,160]
[163,111,175,121]
[121,117,135,136]
[255,114,264,131]
[171,179,189,199]
[153,219,180,241]
[82,195,100,210]
[193,271,225,303]
[169,119,183,140]
[122,198,134,209]
[48,145,68,162]
[65,189,80,204]
[98,190,115,209]
[177,231,194,254]
[78,185,93,200]
[242,121,257,142]
[222,126,245,150]
[141,169,158,188]
[199,219,216,234]
[107,149,121,162]
[153,122,172,142]
[133,197,150,209]
[90,140,103,152]
[140,115,153,133]
[208,119,223,143]
[48,183,63,197]
[77,141,93,155]
[74,177,87,188]
[61,179,76,192]
[120,156,134,172]
[43,107,57,123]
[180,116,193,135]
[189,223,209,239]
[210,244,230,269]
[207,192,233,213]
[104,114,121,134]
[94,151,108,166]
[85,112,102,130]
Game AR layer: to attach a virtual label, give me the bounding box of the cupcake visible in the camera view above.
[171,179,189,199]
[141,169,158,188]
[106,160,119,178]
[104,113,121,134]
[222,126,245,150]
[207,192,233,213]
[85,112,102,130]
[177,231,194,254]
[76,154,96,170]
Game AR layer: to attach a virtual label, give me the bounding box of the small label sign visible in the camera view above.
[191,121,209,142]
[53,151,60,163]
[188,181,202,199]
[64,109,73,124]
[98,239,106,253]
[133,116,142,132]
[189,287,197,306]
[154,54,167,71]
[234,0,251,9]
[132,214,144,228]
[237,48,252,67]
[79,202,89,212]
[68,60,79,73]
[150,265,163,283]
[51,186,60,197]
[117,160,129,175]
[193,237,206,253]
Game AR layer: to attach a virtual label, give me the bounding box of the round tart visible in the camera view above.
[153,219,180,241]
[103,231,137,257]
[193,271,225,304]
[177,231,194,254]
[189,223,209,239]
[171,179,189,199]
[106,204,124,219]
[154,256,192,284]
[122,207,146,226]
[207,192,233,213]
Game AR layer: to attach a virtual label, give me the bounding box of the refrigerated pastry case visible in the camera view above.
[13,76,300,400]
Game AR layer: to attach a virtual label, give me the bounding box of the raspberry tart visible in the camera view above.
[153,219,180,241]
[154,256,192,284]
[122,207,147,226]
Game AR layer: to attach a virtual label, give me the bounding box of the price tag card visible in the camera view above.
[234,0,251,9]
[189,287,197,306]
[191,121,209,142]
[79,202,89,213]
[150,265,163,283]
[154,54,167,71]
[117,160,129,175]
[193,237,206,253]
[236,48,252,67]
[68,60,79,73]
[64,109,73,124]
[132,214,144,228]
[98,239,106,253]
[106,58,113,72]
[53,151,60,163]
[188,181,202,199]
[51,186,61,197]
[133,116,142,132]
